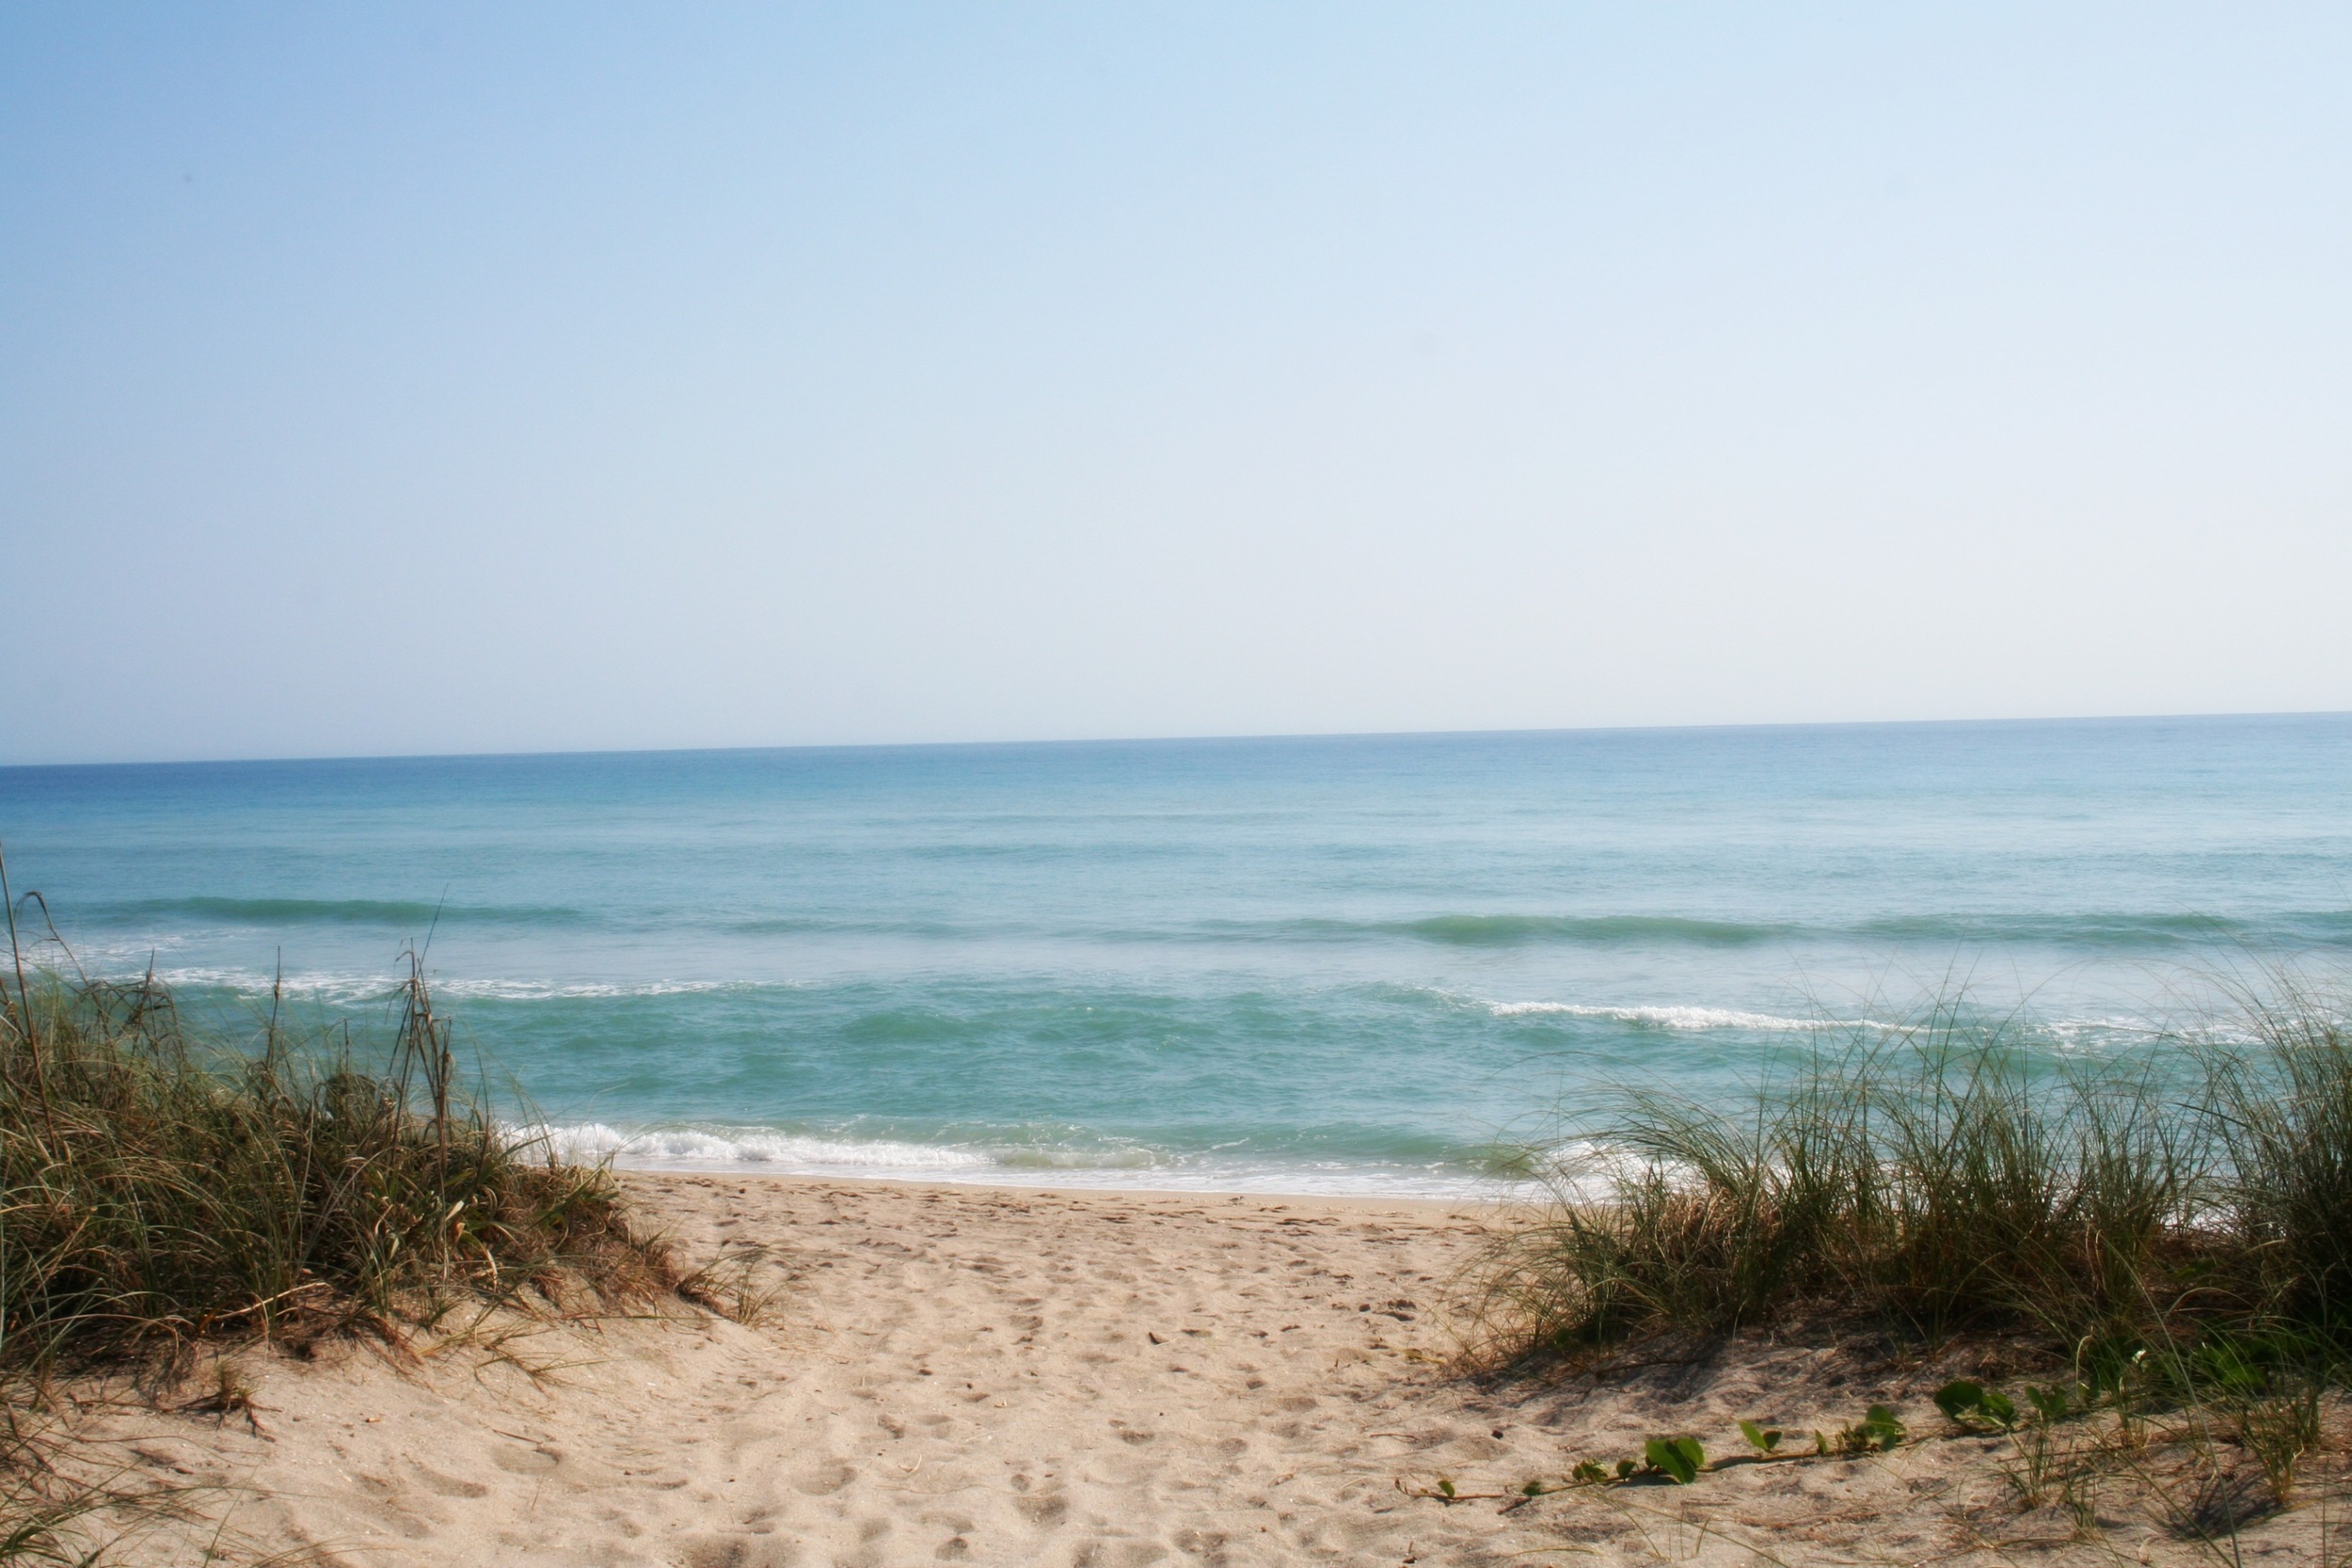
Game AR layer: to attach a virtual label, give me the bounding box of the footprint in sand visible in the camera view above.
[794,1458,858,1495]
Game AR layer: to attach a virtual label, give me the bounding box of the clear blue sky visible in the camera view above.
[4,4,2347,764]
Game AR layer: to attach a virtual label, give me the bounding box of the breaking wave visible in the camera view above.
[1483,1001,1886,1032]
[514,1122,1516,1197]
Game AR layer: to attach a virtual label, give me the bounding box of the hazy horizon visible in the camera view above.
[5,705,2347,773]
[7,5,2349,767]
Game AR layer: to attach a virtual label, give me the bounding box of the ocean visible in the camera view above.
[3,716,2348,1196]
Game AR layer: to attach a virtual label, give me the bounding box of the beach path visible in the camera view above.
[83,1176,2352,1565]
[101,1178,1555,1566]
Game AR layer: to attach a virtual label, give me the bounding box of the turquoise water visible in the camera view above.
[3,717,2348,1195]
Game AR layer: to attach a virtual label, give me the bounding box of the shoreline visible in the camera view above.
[603,1162,1518,1213]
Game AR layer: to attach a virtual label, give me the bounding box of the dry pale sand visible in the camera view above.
[71,1176,2350,1566]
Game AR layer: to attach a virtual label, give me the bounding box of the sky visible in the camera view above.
[3,4,2348,766]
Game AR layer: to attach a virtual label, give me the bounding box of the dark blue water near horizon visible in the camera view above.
[4,714,2349,1195]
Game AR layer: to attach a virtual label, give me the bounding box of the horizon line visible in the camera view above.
[5,706,2348,774]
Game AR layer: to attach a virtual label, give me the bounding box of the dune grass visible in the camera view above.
[0,895,676,1562]
[1480,979,2352,1366]
[1467,981,2352,1544]
[0,960,671,1379]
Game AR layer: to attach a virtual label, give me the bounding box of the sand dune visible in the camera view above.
[76,1176,2344,1565]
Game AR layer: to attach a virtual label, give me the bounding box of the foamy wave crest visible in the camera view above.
[2045,1015,2168,1047]
[1491,1000,2193,1049]
[519,1122,996,1173]
[1486,1001,1887,1033]
[140,968,787,1004]
[509,1122,1518,1198]
[147,967,400,1005]
[432,977,790,1001]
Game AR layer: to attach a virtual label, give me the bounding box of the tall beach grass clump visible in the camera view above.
[0,953,671,1390]
[0,875,677,1568]
[1483,980,2352,1365]
[0,901,678,1559]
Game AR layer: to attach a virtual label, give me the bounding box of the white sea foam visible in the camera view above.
[1485,1001,1888,1033]
[135,968,787,1004]
[2045,1015,2168,1044]
[435,976,795,1001]
[1486,999,2200,1048]
[526,1122,996,1172]
[510,1121,1517,1198]
[140,967,397,1005]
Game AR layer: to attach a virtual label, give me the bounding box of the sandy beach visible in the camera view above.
[72,1175,2345,1566]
